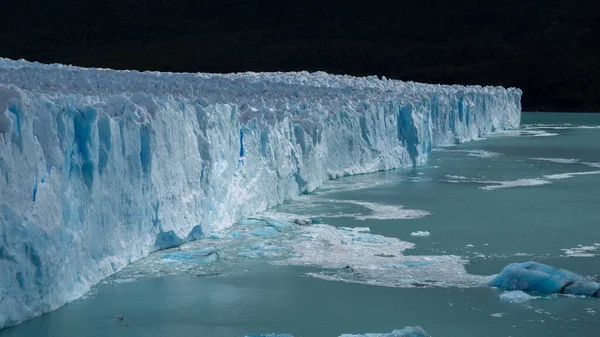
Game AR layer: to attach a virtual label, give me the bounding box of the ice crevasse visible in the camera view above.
[0,58,521,328]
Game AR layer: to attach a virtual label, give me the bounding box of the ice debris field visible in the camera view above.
[0,58,522,328]
[244,326,430,337]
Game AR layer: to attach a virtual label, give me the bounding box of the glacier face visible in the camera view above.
[0,58,521,328]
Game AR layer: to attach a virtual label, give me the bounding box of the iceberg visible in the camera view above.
[0,58,521,328]
[489,261,600,297]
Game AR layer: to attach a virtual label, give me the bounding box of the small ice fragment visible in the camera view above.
[491,313,505,318]
[500,291,536,303]
[410,231,430,237]
[252,227,279,237]
[338,326,430,337]
[466,244,474,248]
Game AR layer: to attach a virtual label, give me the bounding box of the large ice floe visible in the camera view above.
[0,58,521,328]
[490,262,600,297]
[107,217,490,290]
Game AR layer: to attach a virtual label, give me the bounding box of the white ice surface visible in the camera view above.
[500,291,538,303]
[479,178,552,190]
[0,58,521,327]
[108,218,491,290]
[410,231,431,237]
[561,244,600,258]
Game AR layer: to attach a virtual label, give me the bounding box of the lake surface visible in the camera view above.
[2,112,600,337]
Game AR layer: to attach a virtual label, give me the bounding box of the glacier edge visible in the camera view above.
[0,58,521,328]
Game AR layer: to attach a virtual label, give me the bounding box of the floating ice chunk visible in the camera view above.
[162,248,219,264]
[339,326,430,337]
[339,227,371,233]
[446,175,469,180]
[410,231,430,237]
[433,149,500,158]
[493,129,557,137]
[479,178,551,190]
[500,291,537,303]
[527,124,600,130]
[489,261,600,297]
[244,327,430,337]
[343,201,430,220]
[561,245,600,258]
[252,227,280,237]
[543,171,600,180]
[530,158,580,164]
[491,313,506,318]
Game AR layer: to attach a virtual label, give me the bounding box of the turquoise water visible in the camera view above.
[2,112,600,337]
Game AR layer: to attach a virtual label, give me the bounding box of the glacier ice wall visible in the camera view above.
[0,58,521,328]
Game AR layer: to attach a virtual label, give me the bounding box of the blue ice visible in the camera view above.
[489,261,600,297]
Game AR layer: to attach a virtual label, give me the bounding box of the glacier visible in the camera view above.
[0,58,521,328]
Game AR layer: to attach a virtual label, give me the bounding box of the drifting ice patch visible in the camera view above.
[500,291,538,303]
[433,149,501,158]
[282,225,487,288]
[445,175,469,180]
[543,171,600,180]
[526,124,600,130]
[244,326,430,337]
[530,157,600,169]
[531,158,581,164]
[492,129,557,137]
[410,231,431,237]
[339,326,430,337]
[109,218,489,289]
[262,199,430,221]
[479,178,551,190]
[344,201,430,220]
[561,244,600,258]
